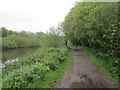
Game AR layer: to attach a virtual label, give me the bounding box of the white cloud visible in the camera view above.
[0,0,80,33]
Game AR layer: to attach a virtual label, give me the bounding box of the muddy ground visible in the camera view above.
[55,48,119,88]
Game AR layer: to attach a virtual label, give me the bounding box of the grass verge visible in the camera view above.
[80,46,119,83]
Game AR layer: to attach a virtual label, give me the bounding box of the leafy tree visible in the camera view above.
[41,26,65,48]
[63,2,119,57]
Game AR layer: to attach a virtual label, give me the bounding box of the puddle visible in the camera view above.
[71,73,105,88]
[71,82,102,88]
[66,72,71,80]
[78,73,90,82]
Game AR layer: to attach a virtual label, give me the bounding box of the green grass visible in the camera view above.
[80,46,119,83]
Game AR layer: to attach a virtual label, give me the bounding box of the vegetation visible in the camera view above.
[81,47,119,82]
[1,25,65,49]
[2,35,41,49]
[1,24,72,88]
[63,2,119,82]
[2,48,71,88]
[1,28,41,49]
[40,26,65,48]
[1,2,119,89]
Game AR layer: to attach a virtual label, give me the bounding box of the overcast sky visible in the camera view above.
[0,0,80,33]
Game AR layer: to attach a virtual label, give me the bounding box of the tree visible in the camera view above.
[1,27,8,37]
[63,2,119,57]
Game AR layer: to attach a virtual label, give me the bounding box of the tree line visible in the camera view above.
[63,2,119,81]
[1,24,65,49]
[63,2,119,58]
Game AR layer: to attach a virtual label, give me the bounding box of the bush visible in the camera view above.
[3,63,49,88]
[63,2,119,58]
[2,48,69,88]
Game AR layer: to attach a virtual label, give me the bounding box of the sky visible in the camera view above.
[0,0,80,33]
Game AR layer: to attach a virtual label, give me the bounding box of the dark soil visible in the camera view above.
[55,48,119,88]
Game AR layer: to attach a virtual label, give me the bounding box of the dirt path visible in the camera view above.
[55,48,119,88]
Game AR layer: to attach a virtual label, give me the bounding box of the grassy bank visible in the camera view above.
[80,47,119,83]
[2,47,72,88]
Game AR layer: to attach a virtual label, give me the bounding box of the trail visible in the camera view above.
[55,48,119,88]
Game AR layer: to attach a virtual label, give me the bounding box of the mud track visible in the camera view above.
[55,48,119,88]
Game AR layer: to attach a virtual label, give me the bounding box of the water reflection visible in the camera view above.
[2,48,39,62]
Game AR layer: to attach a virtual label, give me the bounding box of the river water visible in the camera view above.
[1,48,39,68]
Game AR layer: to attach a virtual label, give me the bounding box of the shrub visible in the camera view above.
[3,63,49,88]
[2,48,69,88]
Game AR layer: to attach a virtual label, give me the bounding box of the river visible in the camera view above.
[1,48,39,68]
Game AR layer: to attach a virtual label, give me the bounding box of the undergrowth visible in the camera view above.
[2,47,72,88]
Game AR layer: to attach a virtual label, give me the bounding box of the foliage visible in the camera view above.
[63,2,119,58]
[2,48,70,88]
[2,35,41,49]
[1,28,42,49]
[41,26,65,48]
[81,47,119,82]
[63,2,119,82]
[1,25,66,49]
[1,27,15,37]
[3,63,49,88]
